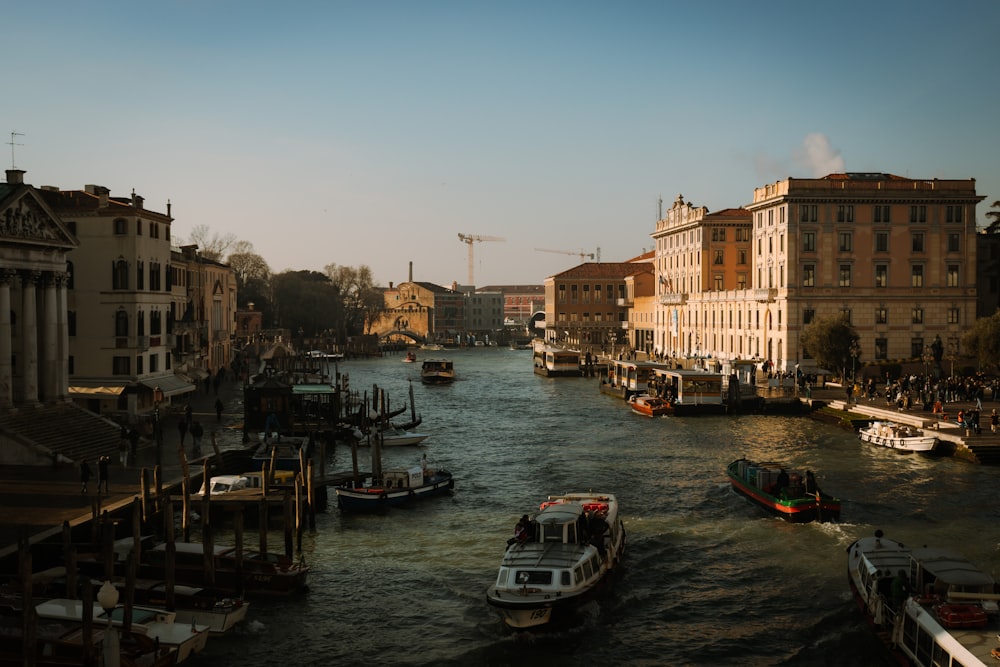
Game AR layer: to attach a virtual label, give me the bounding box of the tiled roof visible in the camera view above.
[705,207,750,221]
[552,262,653,279]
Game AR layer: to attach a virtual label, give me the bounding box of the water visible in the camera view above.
[197,349,1000,666]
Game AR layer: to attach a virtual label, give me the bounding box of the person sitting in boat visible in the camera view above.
[775,468,790,497]
[804,470,819,495]
[508,515,532,546]
[587,511,609,555]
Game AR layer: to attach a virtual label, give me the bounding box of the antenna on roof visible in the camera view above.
[7,131,24,169]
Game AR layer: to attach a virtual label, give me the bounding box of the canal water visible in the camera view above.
[196,348,1000,666]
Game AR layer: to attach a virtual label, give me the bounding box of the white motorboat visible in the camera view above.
[35,597,211,663]
[847,530,1000,666]
[486,492,627,630]
[858,420,938,452]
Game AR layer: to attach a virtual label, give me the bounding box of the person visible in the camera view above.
[80,459,92,494]
[215,398,224,422]
[508,514,531,546]
[97,455,110,493]
[775,468,790,496]
[190,421,204,454]
[891,569,910,609]
[804,470,819,495]
[177,418,188,446]
[118,434,128,466]
[992,409,998,434]
[184,403,193,424]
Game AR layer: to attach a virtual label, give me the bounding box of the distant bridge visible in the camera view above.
[376,329,426,345]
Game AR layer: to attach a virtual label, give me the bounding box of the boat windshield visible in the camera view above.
[515,570,552,585]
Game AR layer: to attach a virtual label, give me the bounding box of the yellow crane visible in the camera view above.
[534,247,600,262]
[457,233,505,285]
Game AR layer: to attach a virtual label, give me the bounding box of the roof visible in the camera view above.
[36,188,171,220]
[412,281,461,294]
[550,262,653,280]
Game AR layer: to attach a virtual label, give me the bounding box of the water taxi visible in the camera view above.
[847,530,1000,666]
[421,359,455,384]
[532,345,581,377]
[486,492,626,630]
[627,393,671,417]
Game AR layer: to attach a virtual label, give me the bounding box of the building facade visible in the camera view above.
[371,280,466,343]
[171,245,237,380]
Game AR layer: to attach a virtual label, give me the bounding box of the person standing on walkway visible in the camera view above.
[992,409,998,433]
[190,420,204,454]
[80,459,92,494]
[215,398,224,422]
[97,455,110,493]
[178,418,188,446]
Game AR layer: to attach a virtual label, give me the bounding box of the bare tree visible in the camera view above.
[324,264,386,337]
[184,224,237,261]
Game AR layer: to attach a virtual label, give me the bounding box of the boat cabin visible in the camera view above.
[532,346,582,377]
[909,547,998,605]
[600,360,666,398]
[649,369,726,413]
[382,466,423,490]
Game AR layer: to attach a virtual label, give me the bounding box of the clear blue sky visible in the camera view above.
[6,1,998,288]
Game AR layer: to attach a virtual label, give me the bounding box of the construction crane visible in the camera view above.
[535,247,600,262]
[457,233,505,285]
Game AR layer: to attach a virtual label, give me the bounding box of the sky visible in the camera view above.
[5,1,999,288]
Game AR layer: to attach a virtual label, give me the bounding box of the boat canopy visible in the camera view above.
[911,548,996,589]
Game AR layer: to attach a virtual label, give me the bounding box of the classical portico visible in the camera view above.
[0,170,78,410]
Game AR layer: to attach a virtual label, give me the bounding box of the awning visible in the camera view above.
[139,374,196,398]
[69,384,126,398]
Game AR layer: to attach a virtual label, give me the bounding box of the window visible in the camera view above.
[875,265,887,288]
[875,232,888,252]
[802,265,815,287]
[874,205,890,223]
[804,309,815,325]
[112,356,130,375]
[839,232,852,252]
[136,355,143,375]
[113,218,127,235]
[837,205,854,222]
[114,309,129,337]
[558,285,566,302]
[946,205,963,223]
[68,311,76,336]
[800,205,818,222]
[911,307,923,324]
[149,352,158,373]
[839,264,852,287]
[151,310,162,335]
[911,265,924,287]
[713,274,723,290]
[136,261,144,290]
[737,273,747,289]
[841,308,852,324]
[875,338,888,360]
[911,338,924,358]
[803,232,815,252]
[713,249,724,265]
[738,249,747,265]
[948,308,960,324]
[911,233,924,252]
[150,262,161,291]
[948,233,960,252]
[112,258,129,290]
[910,205,927,223]
[946,264,959,287]
[875,307,887,324]
[712,228,726,242]
[137,310,145,336]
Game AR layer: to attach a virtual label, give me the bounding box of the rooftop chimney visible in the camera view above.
[409,261,413,282]
[5,169,24,185]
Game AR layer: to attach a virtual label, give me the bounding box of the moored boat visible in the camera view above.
[858,420,939,453]
[335,460,454,511]
[532,345,581,377]
[847,530,1000,666]
[726,458,840,523]
[627,393,671,417]
[139,543,309,597]
[118,580,250,635]
[485,492,627,630]
[420,359,455,384]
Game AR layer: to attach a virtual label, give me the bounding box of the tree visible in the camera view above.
[184,224,237,261]
[323,264,386,338]
[985,200,1000,233]
[800,317,861,381]
[962,310,1000,372]
[271,270,343,338]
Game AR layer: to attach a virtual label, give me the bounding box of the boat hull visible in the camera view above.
[335,472,454,511]
[858,422,938,452]
[727,460,840,523]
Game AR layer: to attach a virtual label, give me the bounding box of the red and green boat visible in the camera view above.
[726,458,840,523]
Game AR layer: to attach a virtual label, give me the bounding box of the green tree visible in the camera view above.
[323,264,386,338]
[984,200,1000,233]
[800,316,861,381]
[271,270,343,339]
[962,310,1000,372]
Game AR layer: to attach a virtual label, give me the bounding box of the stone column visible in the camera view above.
[42,271,59,402]
[0,269,14,408]
[20,270,40,405]
[56,271,70,401]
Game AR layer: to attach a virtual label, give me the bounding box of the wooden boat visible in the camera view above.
[627,393,671,417]
[378,425,430,446]
[420,359,455,384]
[726,459,840,523]
[135,543,309,597]
[335,461,454,511]
[847,530,1000,666]
[403,351,417,363]
[116,580,249,635]
[485,492,627,630]
[35,598,209,663]
[858,420,938,453]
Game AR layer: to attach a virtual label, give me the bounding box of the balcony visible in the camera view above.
[752,288,776,303]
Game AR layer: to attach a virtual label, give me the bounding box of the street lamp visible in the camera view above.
[97,580,120,667]
[849,340,861,385]
[153,385,164,467]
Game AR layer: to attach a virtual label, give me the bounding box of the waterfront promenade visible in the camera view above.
[0,372,250,562]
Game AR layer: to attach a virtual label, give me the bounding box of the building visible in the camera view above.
[371,280,466,344]
[976,228,1000,318]
[0,169,78,408]
[649,174,984,375]
[39,181,196,421]
[543,260,653,351]
[478,284,546,326]
[458,287,504,341]
[171,245,238,381]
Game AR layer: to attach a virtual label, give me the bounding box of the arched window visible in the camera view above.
[137,310,145,336]
[114,309,129,337]
[136,260,144,290]
[113,218,127,235]
[112,258,129,290]
[151,310,162,335]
